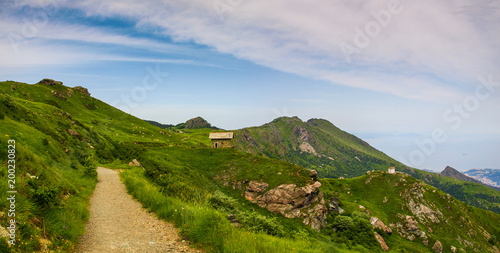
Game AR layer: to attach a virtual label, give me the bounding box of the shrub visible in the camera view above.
[209,190,287,237]
[489,235,497,244]
[351,211,370,220]
[28,180,60,207]
[332,215,354,231]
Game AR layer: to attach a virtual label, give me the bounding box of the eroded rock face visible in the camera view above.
[402,183,443,225]
[245,181,327,231]
[393,214,427,241]
[374,232,389,252]
[244,181,268,201]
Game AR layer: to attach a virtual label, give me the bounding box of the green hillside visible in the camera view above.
[234,117,396,179]
[0,80,499,252]
[233,117,500,214]
[320,171,500,252]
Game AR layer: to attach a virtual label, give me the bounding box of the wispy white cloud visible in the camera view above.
[19,0,497,102]
[2,0,499,102]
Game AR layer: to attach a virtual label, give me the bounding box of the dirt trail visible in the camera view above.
[77,167,201,253]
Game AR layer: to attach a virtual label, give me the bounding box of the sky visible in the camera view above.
[1,0,499,172]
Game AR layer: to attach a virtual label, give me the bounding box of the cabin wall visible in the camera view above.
[211,139,233,148]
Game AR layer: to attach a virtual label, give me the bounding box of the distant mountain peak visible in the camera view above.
[441,166,460,175]
[440,166,500,191]
[183,116,213,129]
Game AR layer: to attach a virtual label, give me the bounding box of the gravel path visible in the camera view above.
[77,167,202,253]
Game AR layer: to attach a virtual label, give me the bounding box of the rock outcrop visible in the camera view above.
[402,182,443,225]
[370,216,392,234]
[374,232,389,251]
[244,181,327,231]
[328,197,344,214]
[74,86,91,96]
[244,181,268,201]
[432,240,443,253]
[38,78,62,86]
[393,214,427,241]
[128,159,141,167]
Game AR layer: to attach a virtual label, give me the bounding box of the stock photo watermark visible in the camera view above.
[340,0,404,63]
[6,139,17,246]
[111,65,169,114]
[399,74,499,167]
[8,0,65,53]
[213,0,244,22]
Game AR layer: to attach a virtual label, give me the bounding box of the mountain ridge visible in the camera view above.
[1,80,499,252]
[441,166,500,191]
[233,116,500,214]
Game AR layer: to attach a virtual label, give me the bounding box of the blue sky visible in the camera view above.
[1,0,499,172]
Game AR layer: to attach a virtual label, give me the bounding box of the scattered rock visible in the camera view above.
[370,216,392,234]
[52,90,68,100]
[228,214,239,223]
[309,169,318,179]
[38,78,63,86]
[129,159,141,167]
[328,197,342,213]
[73,86,91,96]
[432,240,443,253]
[0,225,9,239]
[299,142,317,156]
[374,232,389,252]
[394,214,427,241]
[451,246,457,253]
[67,129,79,136]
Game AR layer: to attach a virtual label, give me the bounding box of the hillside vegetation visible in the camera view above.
[233,116,500,214]
[0,80,499,252]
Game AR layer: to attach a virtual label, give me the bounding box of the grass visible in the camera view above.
[120,166,355,253]
[320,171,500,252]
[1,80,499,252]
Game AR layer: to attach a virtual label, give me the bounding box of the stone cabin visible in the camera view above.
[388,167,396,174]
[209,132,234,148]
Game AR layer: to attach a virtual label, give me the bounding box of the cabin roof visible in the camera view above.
[209,132,234,140]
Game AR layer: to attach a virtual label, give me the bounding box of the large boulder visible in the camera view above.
[432,240,443,253]
[128,159,141,167]
[244,181,268,201]
[245,181,327,231]
[38,78,63,86]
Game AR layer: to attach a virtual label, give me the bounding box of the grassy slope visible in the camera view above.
[234,117,395,179]
[320,171,500,252]
[2,80,499,252]
[233,116,500,214]
[0,81,349,252]
[322,172,500,252]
